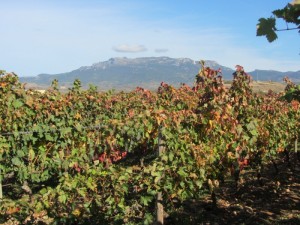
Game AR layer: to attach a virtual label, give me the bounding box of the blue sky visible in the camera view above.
[1,0,299,77]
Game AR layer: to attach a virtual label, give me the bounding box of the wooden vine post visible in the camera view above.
[0,168,2,199]
[295,138,298,153]
[157,126,165,225]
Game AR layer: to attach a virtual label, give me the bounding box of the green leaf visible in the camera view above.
[12,99,23,109]
[250,129,258,136]
[75,123,82,132]
[266,30,278,42]
[61,127,72,136]
[39,188,48,195]
[45,134,54,141]
[256,17,278,42]
[168,152,174,161]
[154,176,161,184]
[12,157,22,166]
[118,175,127,181]
[17,150,25,157]
[178,168,187,177]
[78,188,86,197]
[140,195,153,206]
[161,155,168,162]
[143,213,153,225]
[58,193,67,203]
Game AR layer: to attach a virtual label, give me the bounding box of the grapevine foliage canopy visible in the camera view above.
[256,0,300,42]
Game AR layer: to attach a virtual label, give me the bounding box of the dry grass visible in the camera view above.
[251,81,286,93]
[224,81,286,94]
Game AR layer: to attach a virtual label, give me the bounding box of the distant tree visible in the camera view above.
[256,0,300,42]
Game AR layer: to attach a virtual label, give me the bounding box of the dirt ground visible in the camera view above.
[166,153,300,225]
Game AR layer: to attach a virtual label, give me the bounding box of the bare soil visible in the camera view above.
[166,153,300,225]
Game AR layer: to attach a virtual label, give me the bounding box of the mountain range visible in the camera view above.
[19,57,300,90]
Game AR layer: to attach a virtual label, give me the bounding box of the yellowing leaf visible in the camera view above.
[74,113,81,119]
[28,148,35,161]
[25,96,34,107]
[72,209,81,216]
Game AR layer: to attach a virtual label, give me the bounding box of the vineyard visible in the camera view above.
[0,63,299,224]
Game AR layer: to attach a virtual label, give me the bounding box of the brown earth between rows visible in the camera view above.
[166,153,300,225]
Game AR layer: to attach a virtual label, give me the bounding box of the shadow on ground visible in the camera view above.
[166,154,300,225]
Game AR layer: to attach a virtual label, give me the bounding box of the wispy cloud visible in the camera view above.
[113,44,147,53]
[155,48,169,53]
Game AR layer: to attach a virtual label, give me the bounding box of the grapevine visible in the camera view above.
[0,65,299,224]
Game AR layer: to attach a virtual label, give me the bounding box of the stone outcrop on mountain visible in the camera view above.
[20,57,299,90]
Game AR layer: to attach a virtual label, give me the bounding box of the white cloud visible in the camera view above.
[113,44,147,53]
[155,48,169,53]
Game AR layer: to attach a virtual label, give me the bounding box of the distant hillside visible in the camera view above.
[250,69,300,83]
[19,57,299,90]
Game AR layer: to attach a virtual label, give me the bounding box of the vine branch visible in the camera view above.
[276,27,300,31]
